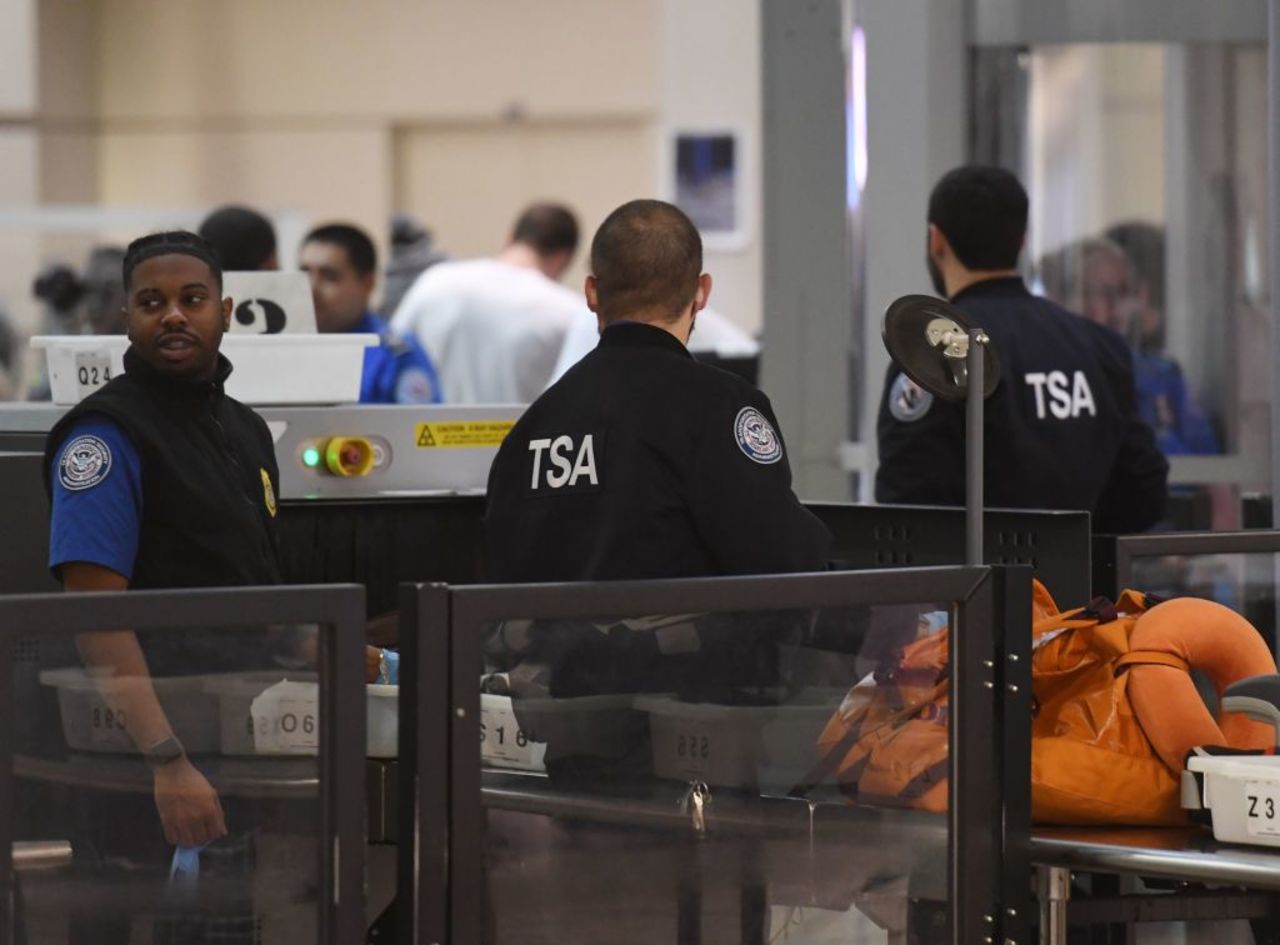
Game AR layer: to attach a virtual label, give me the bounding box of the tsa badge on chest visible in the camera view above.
[734,407,783,465]
[888,373,934,423]
[260,467,277,517]
[58,435,112,491]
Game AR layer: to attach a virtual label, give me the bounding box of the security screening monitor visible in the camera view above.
[882,294,1001,564]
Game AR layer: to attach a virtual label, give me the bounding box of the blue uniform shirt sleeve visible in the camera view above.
[354,312,443,404]
[48,416,143,581]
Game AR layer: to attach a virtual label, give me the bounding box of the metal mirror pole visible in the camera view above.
[966,330,988,566]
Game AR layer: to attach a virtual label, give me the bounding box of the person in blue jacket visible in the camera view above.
[299,222,443,404]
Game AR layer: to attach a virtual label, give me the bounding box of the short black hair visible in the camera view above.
[511,203,579,257]
[303,223,377,276]
[122,231,223,292]
[928,165,1028,270]
[590,199,702,324]
[198,205,277,271]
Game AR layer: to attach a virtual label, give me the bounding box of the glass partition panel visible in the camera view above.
[437,569,1020,945]
[1126,548,1280,654]
[973,41,1268,525]
[0,586,365,945]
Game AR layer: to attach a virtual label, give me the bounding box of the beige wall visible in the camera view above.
[661,0,762,336]
[7,0,768,348]
[0,0,36,115]
[396,119,654,288]
[95,0,659,121]
[87,0,665,291]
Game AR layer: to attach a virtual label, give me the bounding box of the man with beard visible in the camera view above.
[874,165,1168,533]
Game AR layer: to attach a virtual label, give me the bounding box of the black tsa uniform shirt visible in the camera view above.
[875,277,1169,534]
[485,321,832,582]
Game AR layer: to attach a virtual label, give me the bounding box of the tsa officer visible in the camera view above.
[485,199,831,582]
[875,166,1168,533]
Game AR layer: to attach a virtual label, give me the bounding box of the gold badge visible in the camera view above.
[260,468,277,518]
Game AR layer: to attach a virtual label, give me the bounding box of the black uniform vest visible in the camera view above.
[44,346,282,590]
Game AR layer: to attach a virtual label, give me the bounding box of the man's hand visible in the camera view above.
[153,757,227,848]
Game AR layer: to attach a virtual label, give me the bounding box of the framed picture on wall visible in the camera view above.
[663,129,750,251]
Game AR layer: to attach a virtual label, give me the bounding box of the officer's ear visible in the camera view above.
[693,273,712,313]
[927,223,948,262]
[221,296,233,332]
[584,274,599,313]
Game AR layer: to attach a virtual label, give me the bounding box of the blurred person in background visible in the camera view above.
[0,309,18,400]
[377,212,449,318]
[79,245,128,336]
[299,222,442,404]
[27,245,127,400]
[31,262,85,337]
[198,204,279,271]
[1039,231,1218,456]
[1106,220,1219,455]
[390,202,585,403]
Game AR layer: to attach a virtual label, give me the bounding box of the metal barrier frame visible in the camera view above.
[1094,530,1280,599]
[412,565,1030,945]
[0,584,367,945]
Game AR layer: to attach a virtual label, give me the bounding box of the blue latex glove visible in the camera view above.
[169,844,206,884]
[377,649,400,685]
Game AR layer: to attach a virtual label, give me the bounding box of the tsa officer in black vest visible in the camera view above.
[486,199,831,581]
[44,230,278,852]
[875,166,1169,533]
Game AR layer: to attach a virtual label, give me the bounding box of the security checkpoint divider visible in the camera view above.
[1093,529,1280,659]
[401,565,1033,945]
[0,584,367,945]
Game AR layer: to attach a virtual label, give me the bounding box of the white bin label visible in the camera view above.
[250,680,319,754]
[1245,781,1280,837]
[480,694,546,772]
[74,351,113,399]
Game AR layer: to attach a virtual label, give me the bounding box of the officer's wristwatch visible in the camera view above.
[142,734,186,769]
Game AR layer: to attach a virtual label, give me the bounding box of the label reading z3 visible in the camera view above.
[415,421,515,448]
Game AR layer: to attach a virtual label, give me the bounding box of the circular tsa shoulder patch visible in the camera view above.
[734,406,783,465]
[888,373,934,423]
[59,435,113,491]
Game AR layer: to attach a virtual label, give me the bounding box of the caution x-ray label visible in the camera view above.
[415,421,515,448]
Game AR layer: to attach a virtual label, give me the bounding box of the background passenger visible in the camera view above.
[299,222,442,404]
[198,204,279,271]
[390,202,585,403]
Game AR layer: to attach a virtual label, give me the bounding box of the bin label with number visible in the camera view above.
[1245,781,1280,837]
[480,694,546,772]
[74,350,114,399]
[250,680,319,754]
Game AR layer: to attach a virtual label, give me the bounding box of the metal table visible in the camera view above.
[1031,827,1280,944]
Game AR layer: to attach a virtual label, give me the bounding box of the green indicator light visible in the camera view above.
[302,447,321,468]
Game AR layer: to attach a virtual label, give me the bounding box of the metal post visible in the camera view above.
[1036,866,1071,945]
[966,331,988,565]
[1270,0,1280,523]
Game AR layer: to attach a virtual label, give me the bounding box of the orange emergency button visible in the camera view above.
[323,437,376,477]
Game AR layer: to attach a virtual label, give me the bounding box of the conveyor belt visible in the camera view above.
[1032,826,1280,889]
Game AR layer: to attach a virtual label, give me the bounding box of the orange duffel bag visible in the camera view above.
[809,581,1276,825]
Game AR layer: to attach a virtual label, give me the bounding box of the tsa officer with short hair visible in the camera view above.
[485,199,831,581]
[44,230,283,850]
[875,166,1168,533]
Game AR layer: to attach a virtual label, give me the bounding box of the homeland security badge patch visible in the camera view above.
[734,406,783,464]
[59,435,113,491]
[888,374,934,423]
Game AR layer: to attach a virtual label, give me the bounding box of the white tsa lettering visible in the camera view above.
[529,434,600,490]
[546,435,575,488]
[1071,371,1097,417]
[1024,371,1097,420]
[528,438,552,488]
[570,434,598,485]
